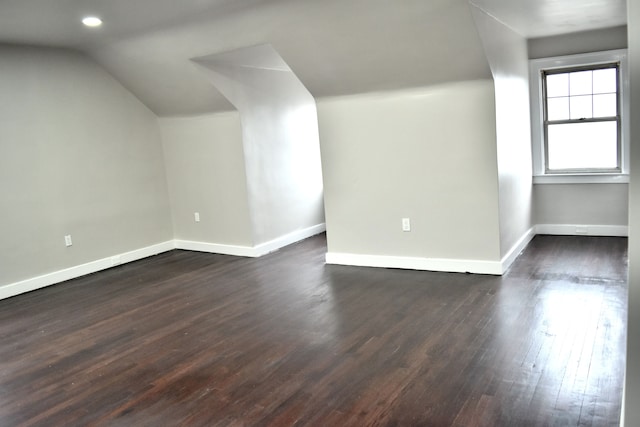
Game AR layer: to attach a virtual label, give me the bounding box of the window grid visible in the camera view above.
[542,63,621,174]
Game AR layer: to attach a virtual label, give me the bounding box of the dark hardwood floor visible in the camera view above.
[0,234,627,426]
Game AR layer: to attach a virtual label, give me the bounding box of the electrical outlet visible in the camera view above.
[64,235,73,247]
[194,212,200,222]
[402,218,411,232]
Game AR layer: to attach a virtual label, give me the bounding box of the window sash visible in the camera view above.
[541,63,621,174]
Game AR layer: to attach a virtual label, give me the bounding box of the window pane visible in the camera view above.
[569,95,592,119]
[593,68,617,94]
[593,93,617,117]
[570,71,592,96]
[547,121,618,170]
[546,73,569,97]
[547,97,569,120]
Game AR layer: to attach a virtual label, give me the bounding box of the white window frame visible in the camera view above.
[530,49,629,184]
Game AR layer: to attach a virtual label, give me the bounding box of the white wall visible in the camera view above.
[194,44,325,245]
[528,25,627,60]
[0,45,172,288]
[318,81,502,272]
[471,5,534,261]
[534,184,628,226]
[159,112,253,246]
[528,28,629,233]
[624,2,640,425]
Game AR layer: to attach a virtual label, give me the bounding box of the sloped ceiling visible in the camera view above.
[470,0,626,38]
[0,0,627,116]
[89,0,493,116]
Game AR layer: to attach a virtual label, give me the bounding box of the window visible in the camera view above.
[543,64,620,172]
[530,50,629,183]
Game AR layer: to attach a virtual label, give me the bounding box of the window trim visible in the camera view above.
[530,49,629,183]
[543,62,621,174]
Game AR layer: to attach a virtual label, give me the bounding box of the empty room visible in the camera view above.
[1,0,639,425]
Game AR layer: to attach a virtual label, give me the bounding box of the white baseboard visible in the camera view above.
[325,252,503,275]
[535,224,628,237]
[501,227,536,273]
[176,223,327,257]
[326,223,626,276]
[174,240,256,257]
[253,223,326,256]
[0,224,326,302]
[0,241,175,301]
[2,222,626,300]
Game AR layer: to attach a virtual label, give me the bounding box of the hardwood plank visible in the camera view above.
[0,234,627,426]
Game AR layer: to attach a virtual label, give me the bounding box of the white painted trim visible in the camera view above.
[176,223,326,257]
[326,224,626,276]
[529,49,630,176]
[533,174,630,185]
[253,223,326,256]
[2,222,626,301]
[501,227,536,273]
[325,252,503,275]
[0,241,175,301]
[0,224,327,301]
[535,224,628,237]
[174,240,256,257]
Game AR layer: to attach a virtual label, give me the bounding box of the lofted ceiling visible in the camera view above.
[0,0,627,116]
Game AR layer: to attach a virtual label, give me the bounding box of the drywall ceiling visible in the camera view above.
[0,0,627,116]
[471,0,627,38]
[86,0,495,116]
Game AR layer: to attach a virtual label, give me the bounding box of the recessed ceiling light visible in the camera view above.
[82,16,102,27]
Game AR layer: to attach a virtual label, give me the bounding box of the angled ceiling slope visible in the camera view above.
[0,0,626,116]
[470,0,627,38]
[0,0,492,116]
[88,0,493,116]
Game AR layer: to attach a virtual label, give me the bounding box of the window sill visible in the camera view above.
[533,174,629,185]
